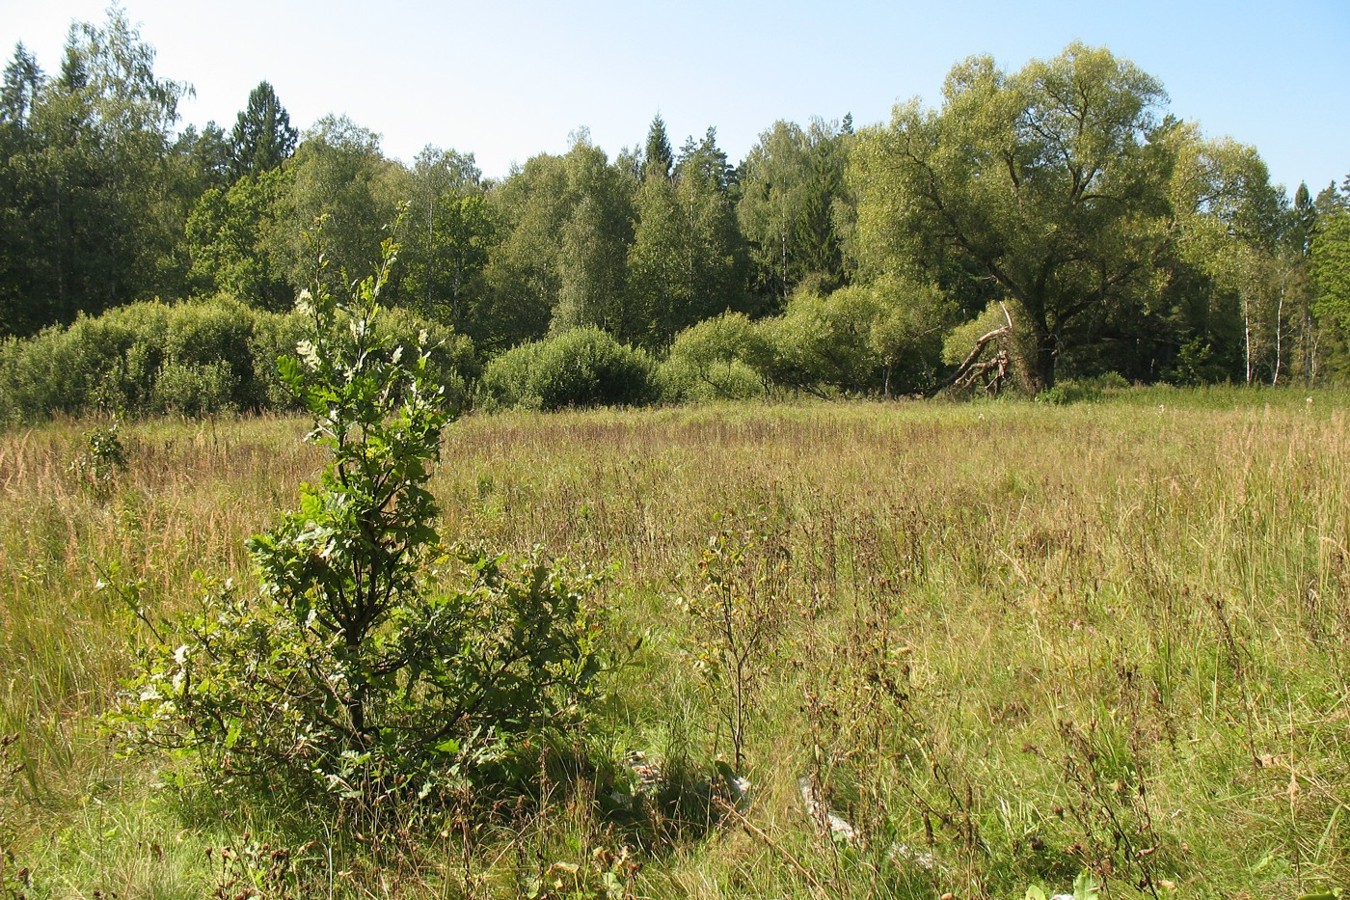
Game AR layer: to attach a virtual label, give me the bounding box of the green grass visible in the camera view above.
[3,391,1349,897]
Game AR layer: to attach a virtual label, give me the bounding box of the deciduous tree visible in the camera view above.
[397,145,494,328]
[184,167,291,308]
[552,139,638,339]
[1170,130,1289,384]
[482,153,572,349]
[627,128,747,346]
[851,43,1173,389]
[278,115,402,295]
[738,118,851,305]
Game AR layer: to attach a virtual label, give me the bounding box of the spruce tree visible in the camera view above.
[642,113,673,181]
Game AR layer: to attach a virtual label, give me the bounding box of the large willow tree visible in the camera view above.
[851,43,1174,389]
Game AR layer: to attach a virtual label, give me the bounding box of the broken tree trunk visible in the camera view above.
[928,302,1015,398]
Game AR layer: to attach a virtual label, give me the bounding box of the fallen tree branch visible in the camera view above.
[929,301,1015,398]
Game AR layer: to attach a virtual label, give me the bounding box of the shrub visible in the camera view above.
[749,280,951,397]
[149,359,238,416]
[481,327,657,411]
[761,287,878,394]
[68,421,128,496]
[246,307,311,412]
[1035,373,1130,405]
[659,312,769,403]
[0,310,150,419]
[162,300,261,407]
[479,339,546,409]
[658,357,765,404]
[376,305,479,413]
[114,235,605,819]
[0,297,477,422]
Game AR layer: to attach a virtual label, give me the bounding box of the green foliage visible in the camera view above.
[0,11,1334,390]
[115,234,605,816]
[1165,337,1228,386]
[395,145,494,337]
[659,275,950,400]
[148,358,237,416]
[120,548,604,810]
[759,284,879,394]
[681,516,796,772]
[627,133,749,347]
[659,312,769,402]
[856,274,952,394]
[851,43,1175,390]
[642,114,674,181]
[0,303,161,418]
[481,326,658,411]
[184,167,292,309]
[277,116,403,297]
[1169,130,1295,385]
[0,301,248,420]
[400,191,497,329]
[0,8,191,335]
[1034,373,1129,405]
[0,296,474,423]
[549,139,639,342]
[939,301,1031,395]
[1313,208,1350,336]
[737,118,852,302]
[67,421,127,495]
[229,81,297,179]
[480,153,574,351]
[479,141,646,351]
[375,304,479,412]
[756,281,899,395]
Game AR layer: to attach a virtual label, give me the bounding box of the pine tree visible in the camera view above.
[229,81,297,179]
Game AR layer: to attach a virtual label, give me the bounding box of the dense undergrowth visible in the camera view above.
[0,288,1182,427]
[1,388,1348,897]
[0,296,478,424]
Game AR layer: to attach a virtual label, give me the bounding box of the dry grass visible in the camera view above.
[2,391,1348,897]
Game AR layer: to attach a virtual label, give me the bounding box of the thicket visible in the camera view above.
[0,290,1154,426]
[479,326,660,410]
[0,297,476,423]
[478,279,960,411]
[658,312,770,402]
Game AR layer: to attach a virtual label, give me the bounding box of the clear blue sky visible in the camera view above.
[2,0,1346,195]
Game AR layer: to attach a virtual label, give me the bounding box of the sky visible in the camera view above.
[1,0,1346,195]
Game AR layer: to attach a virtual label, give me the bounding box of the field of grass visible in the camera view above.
[2,387,1348,898]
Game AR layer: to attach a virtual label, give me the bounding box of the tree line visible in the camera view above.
[3,9,1349,404]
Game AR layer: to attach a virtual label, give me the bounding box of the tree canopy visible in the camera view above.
[1,13,1345,396]
[851,43,1175,389]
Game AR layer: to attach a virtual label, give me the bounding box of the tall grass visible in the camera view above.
[2,392,1348,897]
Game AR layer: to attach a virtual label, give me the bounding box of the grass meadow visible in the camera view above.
[1,387,1348,898]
